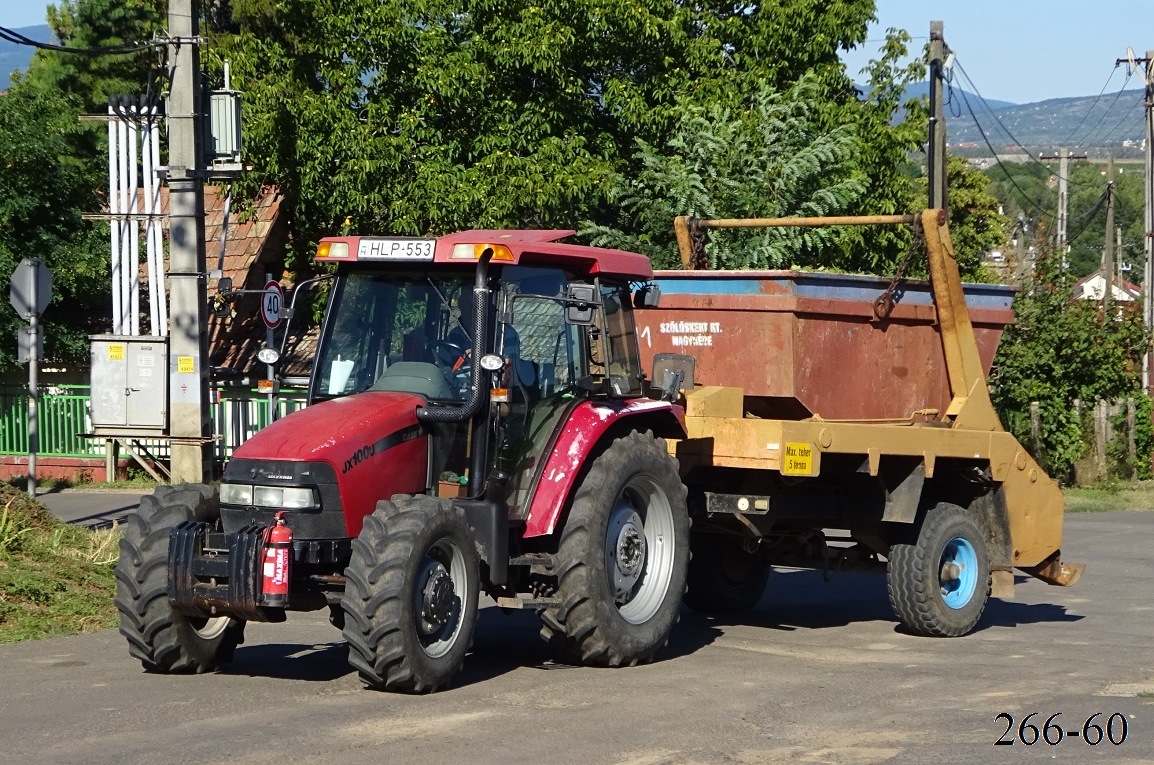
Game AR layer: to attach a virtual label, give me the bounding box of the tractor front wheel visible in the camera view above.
[342,496,479,693]
[114,484,245,673]
[539,431,690,666]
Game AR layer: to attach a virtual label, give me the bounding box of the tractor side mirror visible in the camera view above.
[565,284,597,325]
[496,287,515,325]
[633,284,661,309]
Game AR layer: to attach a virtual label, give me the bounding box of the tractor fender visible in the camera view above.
[522,398,686,538]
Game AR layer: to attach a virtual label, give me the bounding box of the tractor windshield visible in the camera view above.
[313,271,477,403]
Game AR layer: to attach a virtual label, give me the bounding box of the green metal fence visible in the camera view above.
[0,384,310,461]
[0,385,97,457]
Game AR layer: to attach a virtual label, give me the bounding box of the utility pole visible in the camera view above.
[1117,226,1124,283]
[167,0,211,483]
[1012,217,1029,282]
[928,21,948,211]
[1104,156,1116,314]
[1054,149,1088,270]
[1057,149,1069,268]
[1143,50,1154,392]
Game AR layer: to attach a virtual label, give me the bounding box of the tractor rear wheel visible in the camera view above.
[539,431,690,666]
[684,533,770,614]
[114,484,245,673]
[342,496,479,693]
[887,502,991,637]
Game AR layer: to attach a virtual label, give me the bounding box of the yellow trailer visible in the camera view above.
[638,209,1081,636]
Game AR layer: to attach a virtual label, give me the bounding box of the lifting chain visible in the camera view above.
[688,218,711,270]
[872,218,924,321]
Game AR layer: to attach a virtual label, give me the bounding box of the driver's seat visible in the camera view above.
[371,361,454,401]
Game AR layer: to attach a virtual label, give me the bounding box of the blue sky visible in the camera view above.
[5,0,1153,104]
[839,1,1152,104]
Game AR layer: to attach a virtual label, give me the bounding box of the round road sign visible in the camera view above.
[261,280,283,329]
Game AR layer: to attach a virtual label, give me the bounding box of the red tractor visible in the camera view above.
[115,230,690,692]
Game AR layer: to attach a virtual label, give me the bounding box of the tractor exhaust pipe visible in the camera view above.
[416,248,492,426]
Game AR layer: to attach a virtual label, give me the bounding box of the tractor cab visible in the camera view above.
[311,231,653,512]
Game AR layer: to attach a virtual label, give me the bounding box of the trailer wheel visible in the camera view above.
[539,431,689,666]
[114,484,245,673]
[887,502,991,637]
[342,496,479,693]
[684,533,770,614]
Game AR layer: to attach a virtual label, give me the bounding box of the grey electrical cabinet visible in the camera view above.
[90,336,168,435]
[207,90,243,166]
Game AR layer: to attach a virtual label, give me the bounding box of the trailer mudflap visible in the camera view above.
[1019,549,1084,587]
[168,521,286,623]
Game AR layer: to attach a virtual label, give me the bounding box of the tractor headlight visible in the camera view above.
[253,485,318,509]
[219,483,253,505]
[220,483,318,509]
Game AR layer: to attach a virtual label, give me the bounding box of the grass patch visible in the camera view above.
[0,484,120,643]
[6,474,159,492]
[1065,481,1154,513]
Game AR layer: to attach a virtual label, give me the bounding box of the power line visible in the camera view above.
[1096,96,1145,146]
[1074,69,1135,148]
[0,23,158,55]
[955,84,1054,220]
[1060,65,1119,145]
[953,58,1089,187]
[1067,189,1109,245]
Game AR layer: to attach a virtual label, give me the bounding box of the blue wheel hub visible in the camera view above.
[939,536,978,609]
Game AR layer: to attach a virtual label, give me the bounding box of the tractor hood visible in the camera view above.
[229,391,432,538]
[232,391,426,472]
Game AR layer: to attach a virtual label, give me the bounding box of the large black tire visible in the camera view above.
[114,483,245,673]
[539,430,690,666]
[342,496,479,693]
[887,502,991,637]
[684,533,770,614]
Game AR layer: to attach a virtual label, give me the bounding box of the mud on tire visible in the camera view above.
[114,483,245,673]
[539,430,690,666]
[342,495,479,693]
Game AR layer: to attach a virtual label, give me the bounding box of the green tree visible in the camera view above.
[580,76,868,269]
[991,252,1152,479]
[0,80,109,367]
[940,155,1008,278]
[0,0,164,370]
[205,0,916,272]
[1064,162,1145,281]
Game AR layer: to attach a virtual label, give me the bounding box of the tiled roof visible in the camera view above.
[135,184,310,378]
[199,185,292,377]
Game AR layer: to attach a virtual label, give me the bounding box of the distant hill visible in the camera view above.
[1,25,51,88]
[945,90,1146,153]
[881,80,1145,153]
[902,81,1017,112]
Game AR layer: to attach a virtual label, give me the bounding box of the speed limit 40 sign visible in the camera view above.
[261,280,283,329]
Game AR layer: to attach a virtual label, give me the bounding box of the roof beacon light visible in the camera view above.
[451,243,514,262]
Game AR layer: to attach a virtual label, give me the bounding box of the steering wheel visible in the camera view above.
[426,339,467,369]
[426,339,471,397]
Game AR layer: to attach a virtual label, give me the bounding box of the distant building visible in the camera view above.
[1072,269,1140,303]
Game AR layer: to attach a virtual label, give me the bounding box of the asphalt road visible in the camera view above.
[34,488,142,528]
[1,510,1151,764]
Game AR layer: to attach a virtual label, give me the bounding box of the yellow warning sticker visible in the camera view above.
[108,344,126,361]
[177,355,195,374]
[782,442,814,476]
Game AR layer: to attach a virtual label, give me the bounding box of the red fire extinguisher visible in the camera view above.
[261,511,292,607]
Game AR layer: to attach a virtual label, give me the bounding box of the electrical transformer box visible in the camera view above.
[207,90,243,166]
[90,335,168,435]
